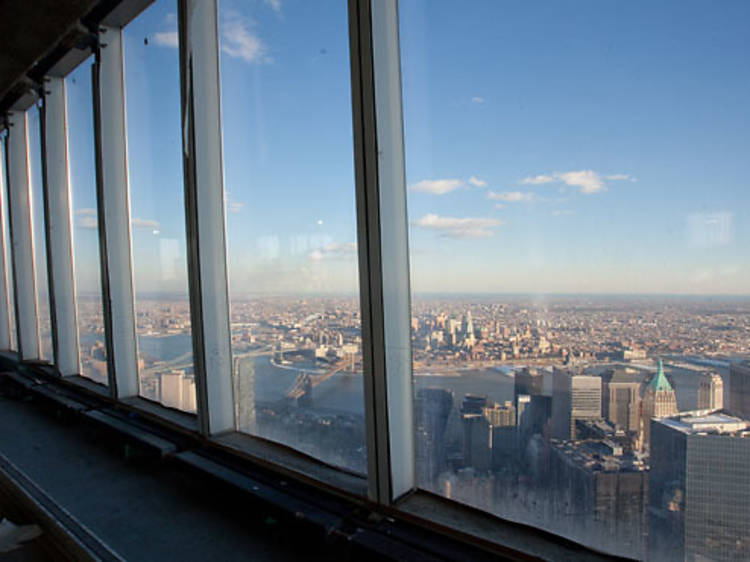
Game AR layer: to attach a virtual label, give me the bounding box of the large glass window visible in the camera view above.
[66,57,108,385]
[123,0,195,413]
[26,105,54,362]
[219,0,366,473]
[400,1,750,559]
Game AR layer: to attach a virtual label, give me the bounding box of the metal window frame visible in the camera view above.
[92,27,139,397]
[5,109,41,361]
[179,0,234,436]
[349,0,415,504]
[41,77,81,376]
[0,127,14,351]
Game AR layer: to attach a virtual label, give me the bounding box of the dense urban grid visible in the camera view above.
[75,294,750,560]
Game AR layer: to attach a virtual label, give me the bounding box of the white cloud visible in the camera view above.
[132,218,161,230]
[471,96,485,104]
[309,242,357,261]
[75,208,96,217]
[556,170,604,194]
[221,19,270,64]
[153,31,178,49]
[551,209,574,217]
[521,174,555,185]
[494,204,505,210]
[263,0,282,12]
[410,178,464,195]
[488,190,535,202]
[414,213,502,239]
[468,176,487,188]
[520,169,633,194]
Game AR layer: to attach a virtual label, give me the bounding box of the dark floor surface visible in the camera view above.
[0,394,304,561]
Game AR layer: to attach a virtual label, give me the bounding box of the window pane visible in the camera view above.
[26,106,54,362]
[123,0,195,413]
[400,1,750,559]
[220,0,366,474]
[0,130,17,351]
[66,57,107,385]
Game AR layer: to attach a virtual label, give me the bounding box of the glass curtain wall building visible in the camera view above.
[0,1,748,560]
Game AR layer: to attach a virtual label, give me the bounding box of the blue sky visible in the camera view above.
[65,0,750,295]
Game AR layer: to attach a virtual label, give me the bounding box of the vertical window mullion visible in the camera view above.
[94,27,139,397]
[180,0,234,435]
[6,109,41,361]
[349,0,415,504]
[0,128,14,351]
[42,77,81,376]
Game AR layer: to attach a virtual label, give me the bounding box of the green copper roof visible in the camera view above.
[648,359,673,392]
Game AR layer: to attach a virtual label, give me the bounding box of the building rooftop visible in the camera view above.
[660,410,750,435]
[647,359,673,393]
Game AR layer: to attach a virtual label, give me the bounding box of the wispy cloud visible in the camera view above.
[488,190,535,203]
[520,174,555,185]
[519,169,632,194]
[309,242,357,261]
[153,31,178,48]
[75,208,96,216]
[410,176,488,195]
[264,0,282,13]
[221,17,270,64]
[414,213,502,239]
[468,176,487,188]
[551,209,575,217]
[471,96,485,104]
[132,218,160,230]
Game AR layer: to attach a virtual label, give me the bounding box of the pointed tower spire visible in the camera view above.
[648,358,673,393]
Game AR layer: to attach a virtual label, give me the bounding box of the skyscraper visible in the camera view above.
[415,388,454,485]
[729,360,750,418]
[601,368,643,432]
[551,369,602,440]
[697,372,723,410]
[641,359,678,449]
[649,411,750,562]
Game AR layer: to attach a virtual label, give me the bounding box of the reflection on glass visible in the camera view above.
[0,130,17,351]
[220,0,365,473]
[400,1,750,560]
[123,0,195,413]
[66,57,107,384]
[26,106,54,361]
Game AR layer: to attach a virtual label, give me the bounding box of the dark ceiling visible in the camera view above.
[0,0,99,110]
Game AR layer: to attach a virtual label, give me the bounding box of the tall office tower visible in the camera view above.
[461,394,487,415]
[550,439,648,559]
[160,370,185,409]
[551,369,602,440]
[514,367,544,407]
[697,372,723,410]
[649,412,750,562]
[462,413,491,471]
[483,402,517,468]
[641,359,678,449]
[414,388,454,485]
[232,355,256,434]
[601,369,643,432]
[483,401,515,427]
[729,360,750,417]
